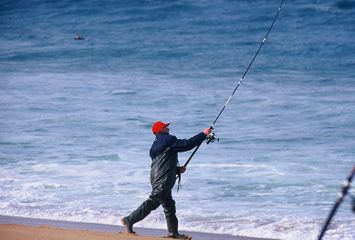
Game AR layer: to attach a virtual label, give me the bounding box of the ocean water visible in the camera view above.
[1,0,354,239]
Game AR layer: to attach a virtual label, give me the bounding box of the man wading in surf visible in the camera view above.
[121,121,211,239]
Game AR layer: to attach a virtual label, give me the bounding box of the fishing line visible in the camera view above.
[183,0,284,168]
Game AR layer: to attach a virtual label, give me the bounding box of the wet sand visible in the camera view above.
[0,215,278,240]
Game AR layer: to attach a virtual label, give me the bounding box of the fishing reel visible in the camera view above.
[206,132,219,144]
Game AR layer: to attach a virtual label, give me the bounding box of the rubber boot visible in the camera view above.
[166,214,179,236]
[120,217,135,234]
[123,197,160,234]
[164,233,192,239]
[164,207,191,239]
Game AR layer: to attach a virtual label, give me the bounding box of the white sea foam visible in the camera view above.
[1,202,354,240]
[192,163,286,176]
[109,89,136,95]
[22,182,63,190]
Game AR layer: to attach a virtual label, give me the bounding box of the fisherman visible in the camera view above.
[121,121,211,239]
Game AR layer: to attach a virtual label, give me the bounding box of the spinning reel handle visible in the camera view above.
[206,126,219,144]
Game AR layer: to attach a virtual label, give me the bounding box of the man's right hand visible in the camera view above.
[203,127,212,135]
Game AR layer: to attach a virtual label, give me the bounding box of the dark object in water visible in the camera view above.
[74,34,85,40]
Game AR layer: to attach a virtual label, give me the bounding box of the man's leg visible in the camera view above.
[160,191,191,239]
[160,191,179,235]
[122,196,160,233]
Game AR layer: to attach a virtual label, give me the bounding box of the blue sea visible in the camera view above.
[1,0,354,239]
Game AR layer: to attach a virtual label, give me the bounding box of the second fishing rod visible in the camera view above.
[183,0,284,169]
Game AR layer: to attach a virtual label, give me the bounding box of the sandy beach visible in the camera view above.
[1,224,165,240]
[0,215,277,240]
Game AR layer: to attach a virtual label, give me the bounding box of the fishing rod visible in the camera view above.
[183,0,285,168]
[317,166,355,240]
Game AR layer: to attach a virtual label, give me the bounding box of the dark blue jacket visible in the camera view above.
[149,132,206,197]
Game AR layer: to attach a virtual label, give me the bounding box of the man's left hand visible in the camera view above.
[179,166,186,174]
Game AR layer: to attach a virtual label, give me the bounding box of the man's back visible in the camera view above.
[150,133,179,193]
